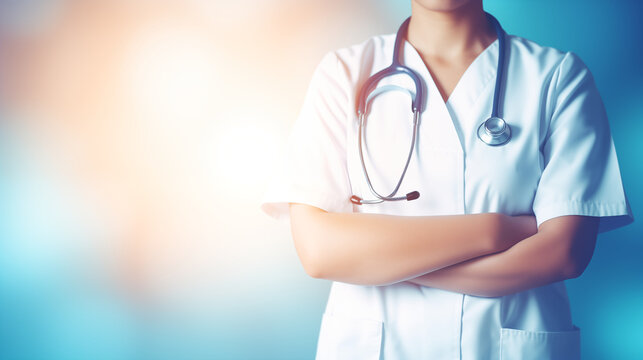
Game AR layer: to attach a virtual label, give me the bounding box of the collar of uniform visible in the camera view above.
[401,37,499,123]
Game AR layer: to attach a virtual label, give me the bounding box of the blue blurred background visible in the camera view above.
[0,0,640,359]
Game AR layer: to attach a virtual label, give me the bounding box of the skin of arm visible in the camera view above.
[288,203,537,286]
[406,215,600,297]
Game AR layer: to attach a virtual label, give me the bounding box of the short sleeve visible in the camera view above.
[532,52,633,233]
[260,52,353,222]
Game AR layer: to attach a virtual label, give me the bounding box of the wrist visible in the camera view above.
[483,213,510,252]
[487,213,538,252]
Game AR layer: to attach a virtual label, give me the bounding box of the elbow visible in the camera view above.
[289,204,332,279]
[303,265,324,279]
[300,251,327,279]
[294,236,381,285]
[294,236,329,279]
[292,228,337,280]
[559,241,595,280]
[560,255,589,280]
[560,260,583,280]
[541,215,599,281]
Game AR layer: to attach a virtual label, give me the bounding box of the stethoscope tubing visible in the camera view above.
[351,13,509,205]
[354,111,420,204]
[357,18,422,116]
[489,14,505,119]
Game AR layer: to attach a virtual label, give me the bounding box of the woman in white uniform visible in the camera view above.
[262,0,633,359]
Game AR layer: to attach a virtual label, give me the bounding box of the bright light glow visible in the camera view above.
[214,117,281,191]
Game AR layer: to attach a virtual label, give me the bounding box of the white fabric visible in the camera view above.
[261,31,633,359]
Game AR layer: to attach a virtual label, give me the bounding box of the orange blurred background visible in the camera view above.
[0,1,406,358]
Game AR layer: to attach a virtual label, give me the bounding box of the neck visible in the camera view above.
[407,0,495,60]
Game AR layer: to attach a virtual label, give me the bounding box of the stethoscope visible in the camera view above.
[350,13,510,206]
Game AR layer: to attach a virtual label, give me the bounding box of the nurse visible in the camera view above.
[262,0,633,359]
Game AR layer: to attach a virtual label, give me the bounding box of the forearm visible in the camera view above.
[406,216,599,297]
[289,204,536,286]
[406,234,566,297]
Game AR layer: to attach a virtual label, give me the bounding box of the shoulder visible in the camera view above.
[506,34,591,84]
[317,34,396,83]
[305,33,396,114]
[333,33,395,64]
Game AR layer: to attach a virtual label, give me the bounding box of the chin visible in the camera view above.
[412,0,476,12]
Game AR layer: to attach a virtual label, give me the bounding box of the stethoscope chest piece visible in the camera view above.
[477,116,511,146]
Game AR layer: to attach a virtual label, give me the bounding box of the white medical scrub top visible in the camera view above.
[261,31,633,360]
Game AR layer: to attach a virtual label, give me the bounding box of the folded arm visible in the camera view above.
[406,215,599,297]
[288,203,537,286]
